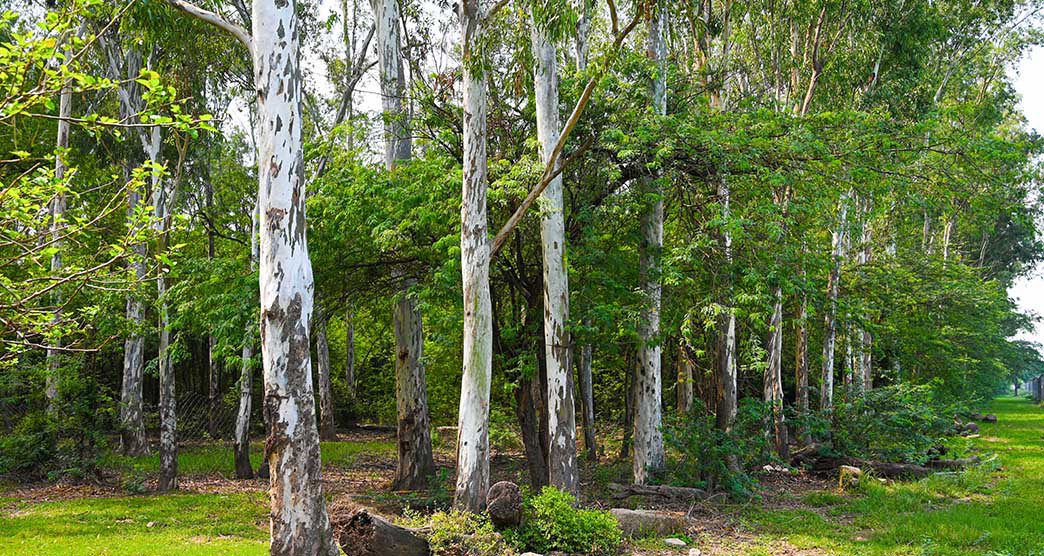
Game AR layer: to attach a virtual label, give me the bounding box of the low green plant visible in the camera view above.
[505,486,622,556]
[829,383,953,463]
[402,510,516,556]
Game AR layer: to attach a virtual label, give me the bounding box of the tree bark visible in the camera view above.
[515,373,549,490]
[45,39,75,409]
[530,9,577,495]
[346,307,356,400]
[633,0,667,485]
[316,311,337,441]
[371,0,435,490]
[116,46,148,457]
[253,1,338,553]
[795,295,810,444]
[676,342,693,415]
[576,330,597,461]
[337,507,429,556]
[764,288,788,460]
[454,0,493,512]
[820,190,849,411]
[234,196,258,479]
[715,177,738,434]
[206,178,220,439]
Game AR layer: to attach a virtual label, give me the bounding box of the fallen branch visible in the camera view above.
[337,507,429,556]
[607,482,708,501]
[610,508,689,536]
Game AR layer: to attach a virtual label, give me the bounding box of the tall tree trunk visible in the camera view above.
[795,296,810,444]
[633,0,667,485]
[515,373,549,489]
[45,42,75,409]
[253,1,338,553]
[820,191,849,412]
[206,179,220,439]
[315,310,337,441]
[576,329,597,461]
[117,47,148,457]
[715,176,738,434]
[676,342,693,415]
[530,10,577,495]
[454,0,493,512]
[764,288,787,459]
[150,125,178,492]
[345,307,356,400]
[372,0,435,490]
[234,198,259,479]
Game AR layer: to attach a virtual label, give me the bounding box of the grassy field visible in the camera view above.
[0,397,1040,555]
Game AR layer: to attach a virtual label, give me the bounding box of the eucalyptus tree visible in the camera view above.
[530,0,578,494]
[371,0,436,490]
[165,0,338,552]
[633,0,667,485]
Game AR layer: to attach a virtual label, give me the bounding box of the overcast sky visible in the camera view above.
[1008,44,1044,348]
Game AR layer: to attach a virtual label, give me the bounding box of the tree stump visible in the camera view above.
[487,481,523,527]
[338,507,429,556]
[610,508,689,536]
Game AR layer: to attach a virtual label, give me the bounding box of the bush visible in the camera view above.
[0,412,57,475]
[662,398,773,497]
[506,486,622,556]
[829,383,953,464]
[404,510,516,556]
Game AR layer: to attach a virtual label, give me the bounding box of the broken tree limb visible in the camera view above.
[337,507,429,556]
[926,456,981,470]
[607,482,708,502]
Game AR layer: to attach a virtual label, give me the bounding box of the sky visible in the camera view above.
[1009,45,1044,348]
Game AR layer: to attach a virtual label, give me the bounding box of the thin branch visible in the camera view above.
[164,0,254,56]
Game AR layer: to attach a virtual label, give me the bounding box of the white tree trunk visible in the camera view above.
[633,0,667,486]
[253,1,337,553]
[234,198,259,479]
[820,190,849,411]
[715,176,737,433]
[454,0,493,512]
[676,343,693,415]
[764,287,787,459]
[576,331,596,461]
[45,47,74,408]
[315,311,336,441]
[795,295,810,443]
[117,47,148,456]
[530,11,578,495]
[148,125,178,492]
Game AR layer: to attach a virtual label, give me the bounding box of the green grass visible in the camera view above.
[0,492,269,556]
[104,440,395,476]
[737,396,1044,555]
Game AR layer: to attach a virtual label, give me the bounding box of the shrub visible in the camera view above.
[404,510,516,556]
[662,398,773,497]
[0,412,57,475]
[829,383,953,463]
[506,486,622,556]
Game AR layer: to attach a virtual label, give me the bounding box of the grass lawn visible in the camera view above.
[732,396,1044,555]
[0,398,1040,555]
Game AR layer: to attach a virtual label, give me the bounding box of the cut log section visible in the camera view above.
[338,507,429,556]
[611,508,689,536]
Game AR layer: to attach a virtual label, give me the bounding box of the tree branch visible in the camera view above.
[164,0,254,56]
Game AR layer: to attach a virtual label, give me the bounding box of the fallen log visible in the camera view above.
[926,456,981,470]
[608,482,708,502]
[338,507,429,556]
[610,508,689,536]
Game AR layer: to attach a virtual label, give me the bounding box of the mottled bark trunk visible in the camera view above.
[764,288,787,459]
[208,336,220,438]
[795,297,810,444]
[454,0,493,512]
[254,1,338,553]
[149,125,178,492]
[619,356,635,459]
[345,308,356,400]
[530,11,577,495]
[315,313,336,441]
[118,48,148,457]
[715,177,737,433]
[633,0,667,486]
[676,343,693,415]
[234,199,258,479]
[45,47,75,408]
[392,281,436,489]
[576,336,597,461]
[820,191,849,412]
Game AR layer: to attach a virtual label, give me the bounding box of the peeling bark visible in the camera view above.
[530,9,577,495]
[253,1,338,553]
[633,0,667,485]
[454,0,493,512]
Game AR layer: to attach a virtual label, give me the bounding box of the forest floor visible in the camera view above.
[0,396,1041,555]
